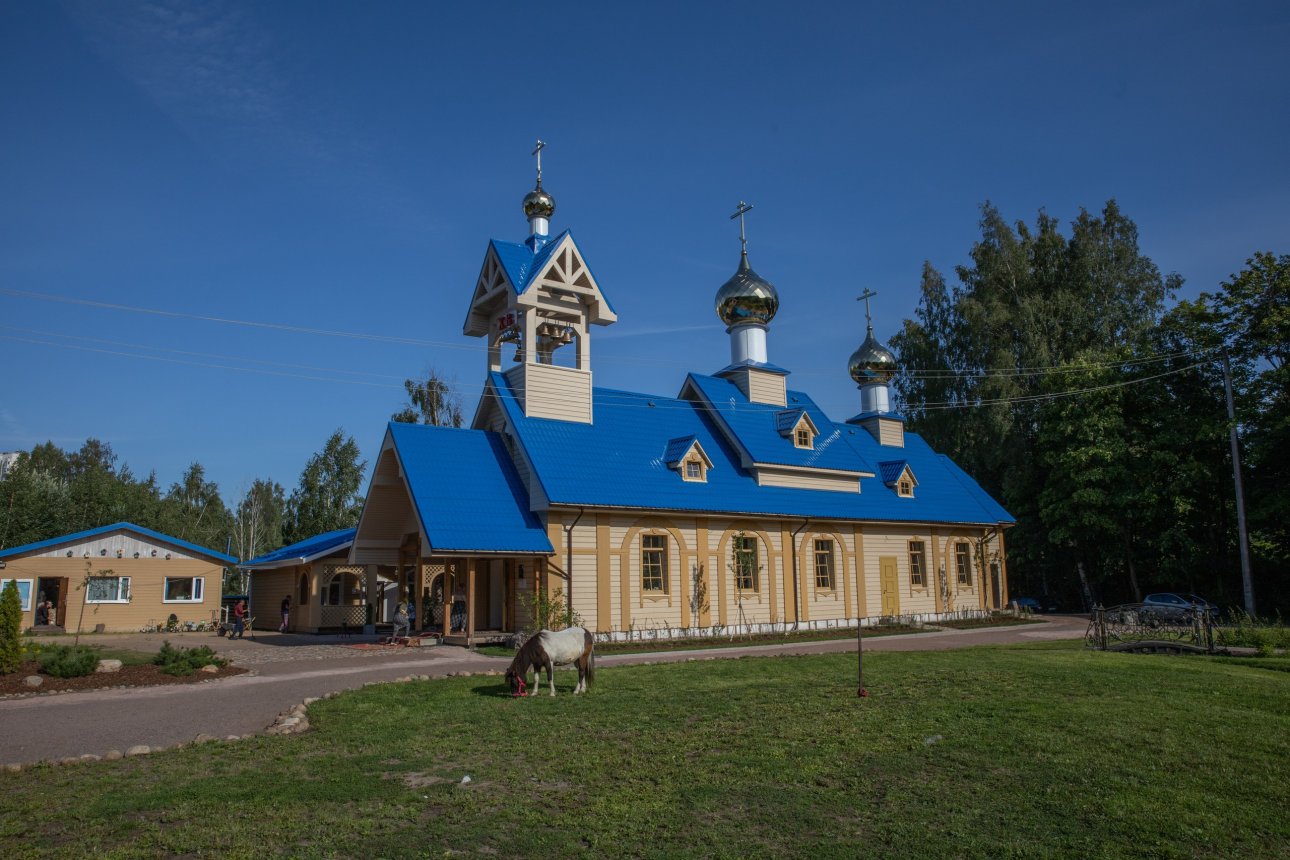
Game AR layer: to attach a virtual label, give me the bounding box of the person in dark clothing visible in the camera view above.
[280,595,291,632]
[233,600,246,639]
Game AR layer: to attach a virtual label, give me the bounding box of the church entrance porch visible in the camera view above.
[402,552,548,649]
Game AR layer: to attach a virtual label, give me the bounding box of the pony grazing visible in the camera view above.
[506,626,595,697]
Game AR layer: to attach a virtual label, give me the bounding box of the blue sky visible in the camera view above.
[2,0,1287,504]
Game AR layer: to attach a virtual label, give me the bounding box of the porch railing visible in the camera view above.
[321,604,366,629]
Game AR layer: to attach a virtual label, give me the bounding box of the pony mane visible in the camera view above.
[506,630,546,677]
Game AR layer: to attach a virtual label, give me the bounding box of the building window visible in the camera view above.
[955,542,973,586]
[641,534,668,593]
[898,478,914,497]
[909,541,926,587]
[163,577,204,603]
[685,459,703,481]
[813,539,835,589]
[733,535,759,592]
[323,569,363,605]
[0,579,33,611]
[795,427,812,448]
[86,576,131,603]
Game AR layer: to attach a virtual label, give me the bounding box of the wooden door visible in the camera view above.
[879,557,899,616]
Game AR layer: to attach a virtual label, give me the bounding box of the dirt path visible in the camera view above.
[0,616,1087,766]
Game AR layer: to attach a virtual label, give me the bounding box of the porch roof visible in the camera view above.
[240,528,356,570]
[388,422,554,554]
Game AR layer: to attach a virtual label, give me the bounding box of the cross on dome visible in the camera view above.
[857,288,878,333]
[730,200,754,255]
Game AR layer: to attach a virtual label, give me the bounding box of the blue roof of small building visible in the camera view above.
[685,373,869,473]
[388,422,554,554]
[241,528,355,569]
[0,522,237,564]
[488,371,1014,525]
[773,409,810,436]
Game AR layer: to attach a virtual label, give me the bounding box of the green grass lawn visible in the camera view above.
[2,643,1287,859]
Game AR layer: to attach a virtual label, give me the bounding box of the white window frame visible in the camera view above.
[955,542,973,586]
[86,576,131,604]
[909,540,926,588]
[640,534,669,594]
[162,576,205,603]
[1,578,33,611]
[813,539,835,590]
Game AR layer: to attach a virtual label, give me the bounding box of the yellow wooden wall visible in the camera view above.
[546,508,1006,634]
[3,555,224,633]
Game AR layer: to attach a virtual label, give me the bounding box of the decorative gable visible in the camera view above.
[878,460,918,497]
[664,436,713,483]
[521,233,616,326]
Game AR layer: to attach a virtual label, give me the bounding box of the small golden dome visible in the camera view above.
[848,329,898,384]
[522,185,555,219]
[715,253,780,327]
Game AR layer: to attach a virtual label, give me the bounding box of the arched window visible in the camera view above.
[322,569,363,605]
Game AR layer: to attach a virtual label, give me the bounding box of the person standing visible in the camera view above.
[279,595,291,633]
[232,599,246,639]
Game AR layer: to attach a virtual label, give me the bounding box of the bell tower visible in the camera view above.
[462,142,616,423]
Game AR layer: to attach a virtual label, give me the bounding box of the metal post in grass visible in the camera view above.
[856,618,868,697]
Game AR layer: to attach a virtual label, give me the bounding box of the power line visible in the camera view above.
[913,362,1206,410]
[2,286,1206,377]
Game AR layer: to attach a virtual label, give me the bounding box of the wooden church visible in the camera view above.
[340,153,1014,644]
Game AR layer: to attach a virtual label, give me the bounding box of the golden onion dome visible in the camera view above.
[522,184,555,219]
[848,329,898,384]
[715,252,779,327]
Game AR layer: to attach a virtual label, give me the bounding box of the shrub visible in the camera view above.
[153,641,227,676]
[1215,610,1289,654]
[0,580,21,674]
[39,645,100,678]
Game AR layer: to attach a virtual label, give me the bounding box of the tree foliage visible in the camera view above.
[891,202,1285,612]
[392,369,463,427]
[283,430,366,545]
[0,580,22,674]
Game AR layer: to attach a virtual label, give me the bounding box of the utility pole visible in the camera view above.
[1222,353,1255,616]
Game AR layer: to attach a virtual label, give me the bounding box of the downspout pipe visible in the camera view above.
[790,519,810,632]
[563,507,585,620]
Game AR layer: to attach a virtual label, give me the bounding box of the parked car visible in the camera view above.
[1009,597,1046,613]
[1141,592,1217,624]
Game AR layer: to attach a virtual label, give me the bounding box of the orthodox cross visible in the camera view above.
[857,288,878,331]
[730,201,754,254]
[532,139,546,187]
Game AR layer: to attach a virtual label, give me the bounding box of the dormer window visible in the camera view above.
[879,460,918,497]
[776,409,819,449]
[665,435,713,484]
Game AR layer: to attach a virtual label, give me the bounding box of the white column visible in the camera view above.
[729,324,768,365]
[860,383,890,414]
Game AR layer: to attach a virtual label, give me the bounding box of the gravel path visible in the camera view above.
[0,616,1087,767]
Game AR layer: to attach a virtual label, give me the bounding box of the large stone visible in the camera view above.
[104,750,123,761]
[193,733,218,744]
[126,745,150,756]
[199,664,220,674]
[22,675,42,688]
[95,659,123,673]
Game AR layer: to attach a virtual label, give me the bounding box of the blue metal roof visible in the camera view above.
[489,372,1013,526]
[0,522,237,564]
[487,230,617,316]
[878,460,911,486]
[715,360,791,376]
[388,422,554,554]
[685,373,868,473]
[663,435,700,466]
[774,409,810,436]
[241,528,355,569]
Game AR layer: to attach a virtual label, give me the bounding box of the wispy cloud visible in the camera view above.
[63,0,283,127]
